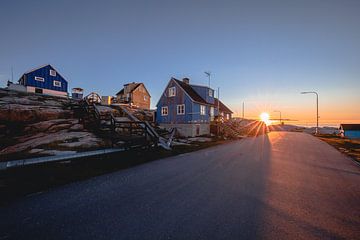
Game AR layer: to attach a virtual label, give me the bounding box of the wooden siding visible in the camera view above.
[21,65,68,93]
[132,84,150,109]
[156,79,211,124]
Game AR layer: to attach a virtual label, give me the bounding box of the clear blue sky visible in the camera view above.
[1,0,359,124]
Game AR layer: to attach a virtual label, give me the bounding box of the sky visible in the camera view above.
[0,0,359,126]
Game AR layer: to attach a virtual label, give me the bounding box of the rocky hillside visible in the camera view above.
[0,89,108,161]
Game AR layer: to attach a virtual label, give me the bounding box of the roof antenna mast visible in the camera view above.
[204,71,211,87]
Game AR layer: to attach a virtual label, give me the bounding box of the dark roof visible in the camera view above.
[173,78,208,104]
[214,98,233,114]
[116,83,142,96]
[340,124,360,130]
[115,88,124,96]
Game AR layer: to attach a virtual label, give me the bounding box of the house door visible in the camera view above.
[196,124,200,136]
[35,88,43,94]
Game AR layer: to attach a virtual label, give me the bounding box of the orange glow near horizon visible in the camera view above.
[260,112,272,126]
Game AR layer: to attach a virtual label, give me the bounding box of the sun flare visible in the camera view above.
[260,112,271,125]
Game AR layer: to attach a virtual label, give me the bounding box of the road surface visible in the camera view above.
[0,132,359,239]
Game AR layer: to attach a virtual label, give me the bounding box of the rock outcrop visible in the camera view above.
[0,89,108,161]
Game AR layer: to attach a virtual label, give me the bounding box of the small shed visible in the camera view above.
[339,124,360,139]
[72,88,84,100]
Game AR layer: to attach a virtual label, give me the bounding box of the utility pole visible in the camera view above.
[301,91,319,134]
[217,87,220,135]
[204,71,211,87]
[242,102,245,119]
[11,67,14,82]
[274,110,282,124]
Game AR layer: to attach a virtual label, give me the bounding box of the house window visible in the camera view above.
[161,106,168,116]
[200,105,206,115]
[53,80,61,87]
[168,87,176,97]
[177,104,185,115]
[35,88,43,94]
[144,95,148,101]
[210,107,214,117]
[50,69,57,76]
[34,76,44,82]
[209,89,213,97]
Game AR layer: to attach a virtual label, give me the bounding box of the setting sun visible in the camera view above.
[260,112,271,125]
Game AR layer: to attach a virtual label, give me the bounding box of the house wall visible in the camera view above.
[156,80,194,124]
[191,103,210,123]
[159,123,210,137]
[132,84,150,109]
[344,130,360,139]
[214,108,232,120]
[26,86,68,97]
[23,65,68,93]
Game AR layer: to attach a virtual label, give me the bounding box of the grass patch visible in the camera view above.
[317,134,360,163]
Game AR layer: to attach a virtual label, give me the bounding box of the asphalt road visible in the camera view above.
[1,132,359,240]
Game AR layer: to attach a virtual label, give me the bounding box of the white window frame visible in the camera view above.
[209,89,213,97]
[168,87,176,97]
[200,105,206,115]
[177,104,185,115]
[161,106,168,116]
[34,76,44,82]
[50,69,57,76]
[210,106,214,117]
[53,80,62,87]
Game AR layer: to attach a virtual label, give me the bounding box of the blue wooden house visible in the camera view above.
[340,124,360,139]
[18,64,68,97]
[156,77,216,137]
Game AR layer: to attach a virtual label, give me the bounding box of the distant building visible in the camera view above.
[214,98,233,121]
[72,88,84,100]
[339,124,360,139]
[156,77,216,137]
[17,64,68,97]
[115,82,151,109]
[101,96,113,105]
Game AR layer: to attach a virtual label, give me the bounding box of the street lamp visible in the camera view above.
[301,91,319,135]
[274,110,282,124]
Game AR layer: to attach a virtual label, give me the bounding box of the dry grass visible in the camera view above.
[318,134,360,163]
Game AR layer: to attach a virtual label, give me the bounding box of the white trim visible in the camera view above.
[50,69,57,76]
[168,86,176,97]
[53,80,62,87]
[161,106,168,116]
[200,105,206,115]
[34,76,45,82]
[177,104,185,115]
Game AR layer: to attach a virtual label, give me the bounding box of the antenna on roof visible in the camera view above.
[204,71,211,87]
